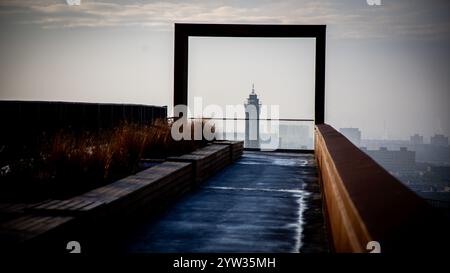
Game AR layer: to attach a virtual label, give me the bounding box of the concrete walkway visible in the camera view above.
[123,151,327,253]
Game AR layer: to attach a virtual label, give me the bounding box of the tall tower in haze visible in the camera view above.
[245,84,261,148]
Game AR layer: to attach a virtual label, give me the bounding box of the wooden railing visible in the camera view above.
[315,124,449,253]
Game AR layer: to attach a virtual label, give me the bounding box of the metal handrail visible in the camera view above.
[167,117,314,122]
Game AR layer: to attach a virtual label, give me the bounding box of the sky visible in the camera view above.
[0,0,449,140]
[188,37,316,120]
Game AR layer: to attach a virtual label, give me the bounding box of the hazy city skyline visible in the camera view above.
[0,0,449,140]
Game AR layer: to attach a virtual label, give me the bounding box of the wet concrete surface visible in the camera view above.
[122,151,329,253]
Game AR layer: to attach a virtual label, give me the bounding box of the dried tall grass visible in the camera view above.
[0,118,214,200]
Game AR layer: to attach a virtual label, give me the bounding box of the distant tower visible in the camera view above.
[410,134,424,145]
[245,83,261,148]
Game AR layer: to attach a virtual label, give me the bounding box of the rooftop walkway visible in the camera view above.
[122,151,329,253]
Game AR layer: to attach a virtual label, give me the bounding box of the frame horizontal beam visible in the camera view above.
[173,23,326,125]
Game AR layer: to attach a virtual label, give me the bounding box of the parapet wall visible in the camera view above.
[315,124,449,253]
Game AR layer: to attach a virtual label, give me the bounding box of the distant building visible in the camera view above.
[364,147,416,173]
[415,145,450,165]
[430,134,449,146]
[244,84,260,148]
[360,137,450,165]
[278,124,311,149]
[339,128,361,146]
[410,134,424,145]
[360,139,410,151]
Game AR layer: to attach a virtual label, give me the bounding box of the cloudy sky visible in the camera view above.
[0,0,449,140]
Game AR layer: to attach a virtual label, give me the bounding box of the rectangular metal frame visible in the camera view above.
[173,23,326,124]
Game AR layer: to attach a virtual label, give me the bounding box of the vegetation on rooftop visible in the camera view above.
[0,119,213,202]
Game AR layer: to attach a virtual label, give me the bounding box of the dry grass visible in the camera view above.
[0,118,214,200]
